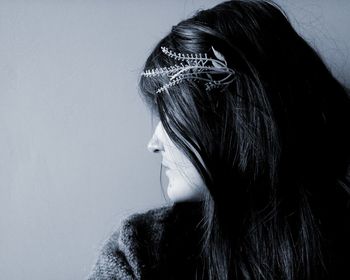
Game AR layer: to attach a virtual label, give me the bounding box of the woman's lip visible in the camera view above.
[163,165,170,172]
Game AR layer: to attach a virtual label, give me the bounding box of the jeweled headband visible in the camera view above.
[141,46,236,93]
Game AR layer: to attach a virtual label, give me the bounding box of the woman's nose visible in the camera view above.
[147,133,163,153]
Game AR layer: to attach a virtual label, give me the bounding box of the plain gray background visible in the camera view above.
[0,0,349,279]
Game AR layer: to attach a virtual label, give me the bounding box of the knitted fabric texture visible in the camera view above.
[86,201,204,280]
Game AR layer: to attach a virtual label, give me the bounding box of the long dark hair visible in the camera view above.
[138,0,350,279]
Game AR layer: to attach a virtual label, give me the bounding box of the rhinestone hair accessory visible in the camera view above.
[141,46,236,93]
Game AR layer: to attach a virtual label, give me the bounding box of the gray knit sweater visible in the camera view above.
[86,201,204,280]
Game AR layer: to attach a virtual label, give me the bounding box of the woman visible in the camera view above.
[87,0,350,279]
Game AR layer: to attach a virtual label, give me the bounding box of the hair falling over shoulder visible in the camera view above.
[139,0,350,279]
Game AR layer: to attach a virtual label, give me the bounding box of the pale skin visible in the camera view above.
[147,121,206,203]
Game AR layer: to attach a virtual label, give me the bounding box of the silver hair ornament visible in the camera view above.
[141,46,236,93]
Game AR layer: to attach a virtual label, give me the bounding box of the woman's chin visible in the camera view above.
[167,182,185,202]
[167,182,202,203]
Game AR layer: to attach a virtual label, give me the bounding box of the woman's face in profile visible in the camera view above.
[147,121,206,202]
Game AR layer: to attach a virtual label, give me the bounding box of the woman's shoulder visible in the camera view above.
[121,200,202,231]
[119,203,174,239]
[86,201,203,280]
